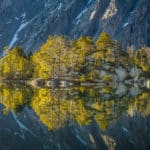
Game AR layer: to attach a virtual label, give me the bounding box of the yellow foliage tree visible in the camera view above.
[0,46,33,79]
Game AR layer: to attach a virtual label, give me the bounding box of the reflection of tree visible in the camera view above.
[0,84,33,114]
[93,97,131,130]
[31,89,67,130]
[30,86,137,131]
[1,84,150,131]
[132,92,150,117]
[31,88,92,130]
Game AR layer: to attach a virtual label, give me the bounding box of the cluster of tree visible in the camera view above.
[0,32,150,81]
[0,83,150,131]
[0,47,33,79]
[134,47,150,76]
[31,35,95,80]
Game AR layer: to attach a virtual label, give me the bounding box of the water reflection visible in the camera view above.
[0,83,33,114]
[0,83,150,149]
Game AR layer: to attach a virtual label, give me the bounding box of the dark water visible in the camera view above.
[0,83,150,150]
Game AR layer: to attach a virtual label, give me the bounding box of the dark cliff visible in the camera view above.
[0,0,149,53]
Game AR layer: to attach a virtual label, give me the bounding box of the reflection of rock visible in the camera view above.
[103,64,111,70]
[146,79,150,89]
[101,135,116,150]
[129,86,141,97]
[29,78,45,87]
[115,83,127,97]
[46,80,61,87]
[110,74,118,83]
[0,83,150,149]
[100,70,107,78]
[128,106,136,117]
[106,114,150,150]
[115,67,127,82]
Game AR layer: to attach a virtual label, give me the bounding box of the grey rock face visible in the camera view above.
[0,0,149,53]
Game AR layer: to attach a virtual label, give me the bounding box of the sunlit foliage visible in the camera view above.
[32,36,70,79]
[0,46,33,79]
[0,32,150,81]
[135,47,150,72]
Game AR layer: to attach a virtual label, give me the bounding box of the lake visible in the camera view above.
[0,83,150,150]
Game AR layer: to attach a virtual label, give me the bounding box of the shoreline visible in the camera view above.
[0,78,149,89]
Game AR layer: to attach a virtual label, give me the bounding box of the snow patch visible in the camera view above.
[58,3,62,10]
[76,8,87,20]
[57,144,61,150]
[123,22,129,28]
[49,139,57,146]
[75,134,87,145]
[1,48,9,57]
[89,10,96,20]
[74,128,79,134]
[75,19,80,25]
[88,0,93,5]
[11,111,28,130]
[42,0,48,7]
[21,13,26,18]
[11,111,36,136]
[72,130,87,145]
[75,8,88,24]
[9,21,28,48]
[15,17,19,20]
[102,0,117,20]
[14,132,20,135]
[89,133,95,144]
[122,127,128,133]
[6,21,12,24]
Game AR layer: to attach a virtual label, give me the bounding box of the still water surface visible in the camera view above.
[0,83,150,150]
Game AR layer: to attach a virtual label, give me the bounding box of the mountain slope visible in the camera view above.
[0,0,149,53]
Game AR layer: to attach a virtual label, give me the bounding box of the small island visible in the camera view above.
[0,32,150,88]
